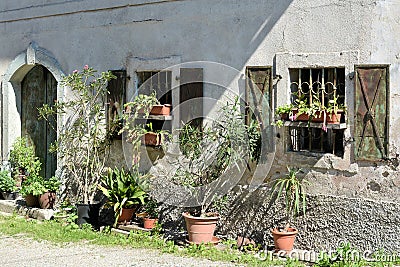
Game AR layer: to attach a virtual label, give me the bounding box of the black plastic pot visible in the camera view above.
[76,203,100,229]
[1,192,16,200]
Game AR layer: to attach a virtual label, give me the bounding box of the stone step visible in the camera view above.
[0,199,55,220]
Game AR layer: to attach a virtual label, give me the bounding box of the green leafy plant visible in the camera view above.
[9,137,41,177]
[38,65,116,204]
[124,91,160,117]
[98,167,148,225]
[144,197,159,219]
[173,97,260,217]
[120,93,170,166]
[0,170,16,192]
[44,176,61,193]
[20,175,46,196]
[275,103,294,116]
[270,166,307,231]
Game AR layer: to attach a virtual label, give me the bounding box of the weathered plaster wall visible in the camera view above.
[1,0,400,251]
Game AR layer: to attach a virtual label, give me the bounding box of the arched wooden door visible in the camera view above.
[21,65,57,178]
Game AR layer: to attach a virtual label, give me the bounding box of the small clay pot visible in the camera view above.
[143,218,158,229]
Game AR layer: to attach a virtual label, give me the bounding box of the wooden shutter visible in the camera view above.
[107,70,126,138]
[354,65,389,160]
[179,68,203,128]
[245,66,272,128]
[246,66,273,155]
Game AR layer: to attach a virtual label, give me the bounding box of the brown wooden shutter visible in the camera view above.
[106,70,126,137]
[354,65,389,160]
[245,66,272,128]
[179,68,203,128]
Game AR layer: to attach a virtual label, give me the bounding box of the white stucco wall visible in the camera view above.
[0,0,399,201]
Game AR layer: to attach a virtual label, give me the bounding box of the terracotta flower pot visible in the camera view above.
[39,191,56,209]
[118,207,136,223]
[312,111,324,122]
[326,111,342,124]
[150,104,171,116]
[143,217,158,229]
[182,212,219,244]
[24,194,39,208]
[313,110,343,124]
[295,113,309,121]
[142,132,161,146]
[271,227,298,252]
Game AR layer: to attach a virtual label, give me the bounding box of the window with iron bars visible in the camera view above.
[137,71,172,106]
[287,68,346,156]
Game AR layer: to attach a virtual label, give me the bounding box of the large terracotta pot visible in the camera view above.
[24,194,39,208]
[182,212,219,244]
[143,218,158,229]
[39,191,56,209]
[118,207,136,223]
[271,227,298,252]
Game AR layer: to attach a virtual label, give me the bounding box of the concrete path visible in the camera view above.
[0,234,238,267]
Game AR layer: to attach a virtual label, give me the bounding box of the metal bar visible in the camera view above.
[309,69,312,105]
[320,128,323,152]
[321,69,325,107]
[298,69,302,99]
[332,130,336,155]
[334,68,337,104]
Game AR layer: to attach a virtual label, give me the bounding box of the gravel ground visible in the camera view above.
[0,234,239,267]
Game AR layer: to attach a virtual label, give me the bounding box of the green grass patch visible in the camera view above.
[0,214,300,266]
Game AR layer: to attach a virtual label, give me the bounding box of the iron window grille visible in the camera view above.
[287,68,345,156]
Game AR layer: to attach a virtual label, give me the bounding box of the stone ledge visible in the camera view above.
[0,200,55,220]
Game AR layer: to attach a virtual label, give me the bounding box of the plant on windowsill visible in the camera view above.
[120,94,170,166]
[98,167,148,226]
[124,91,171,117]
[173,97,260,244]
[269,167,308,252]
[38,65,116,225]
[0,170,17,200]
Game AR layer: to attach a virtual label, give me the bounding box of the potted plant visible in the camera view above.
[125,91,171,116]
[20,174,47,207]
[9,137,42,188]
[39,176,61,209]
[270,167,307,252]
[141,122,168,146]
[38,65,116,226]
[98,167,148,226]
[120,95,170,167]
[142,197,159,229]
[275,104,295,121]
[171,97,260,244]
[0,170,17,200]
